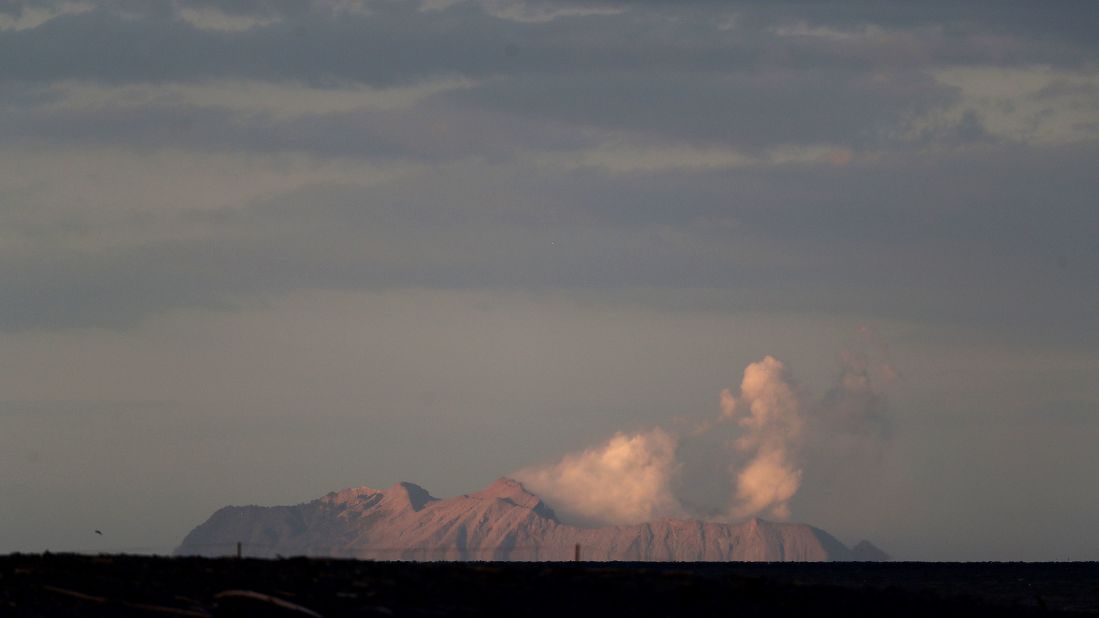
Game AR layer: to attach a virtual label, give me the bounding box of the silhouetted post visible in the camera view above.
[236,542,242,559]
[574,543,580,562]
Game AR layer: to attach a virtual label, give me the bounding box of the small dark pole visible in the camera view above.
[236,542,242,559]
[574,543,580,562]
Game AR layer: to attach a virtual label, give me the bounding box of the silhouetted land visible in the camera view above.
[2,554,1097,617]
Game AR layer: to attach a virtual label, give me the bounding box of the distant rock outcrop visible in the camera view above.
[177,478,886,562]
[851,539,890,562]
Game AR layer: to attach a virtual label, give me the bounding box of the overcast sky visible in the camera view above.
[1,0,1097,560]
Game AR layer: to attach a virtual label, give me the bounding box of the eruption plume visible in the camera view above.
[515,342,892,527]
[514,428,684,526]
[719,356,806,520]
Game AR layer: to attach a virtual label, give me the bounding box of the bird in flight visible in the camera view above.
[94,530,102,535]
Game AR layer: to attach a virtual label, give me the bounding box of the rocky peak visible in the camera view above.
[385,482,437,512]
[468,478,558,521]
[852,540,890,562]
[322,486,381,505]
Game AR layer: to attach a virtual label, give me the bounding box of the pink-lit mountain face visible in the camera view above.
[176,478,887,562]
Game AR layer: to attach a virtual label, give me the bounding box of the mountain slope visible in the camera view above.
[177,478,884,562]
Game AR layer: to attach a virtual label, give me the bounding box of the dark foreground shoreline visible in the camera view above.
[2,554,1097,617]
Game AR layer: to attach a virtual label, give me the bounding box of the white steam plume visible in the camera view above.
[515,342,892,527]
[514,428,685,526]
[719,356,806,520]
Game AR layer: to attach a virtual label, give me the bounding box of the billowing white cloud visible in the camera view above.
[720,356,806,520]
[728,448,801,520]
[516,350,898,526]
[514,428,685,525]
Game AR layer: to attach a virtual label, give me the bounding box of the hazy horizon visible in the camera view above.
[1,0,1097,561]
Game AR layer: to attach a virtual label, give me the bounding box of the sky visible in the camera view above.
[1,0,1097,561]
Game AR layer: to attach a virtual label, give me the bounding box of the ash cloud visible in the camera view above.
[515,345,892,526]
[812,326,896,459]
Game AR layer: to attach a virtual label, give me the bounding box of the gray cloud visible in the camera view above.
[446,68,955,149]
[3,0,1092,158]
[0,89,594,160]
[2,1,1093,87]
[3,140,1096,342]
